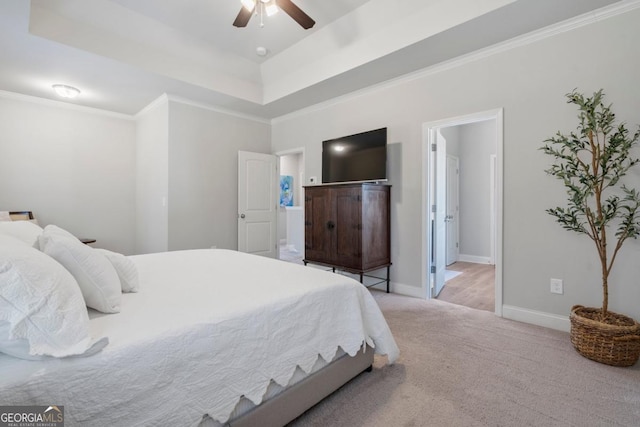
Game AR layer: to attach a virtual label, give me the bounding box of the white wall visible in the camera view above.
[135,97,169,254]
[0,94,136,254]
[271,8,640,322]
[167,100,271,251]
[458,120,496,260]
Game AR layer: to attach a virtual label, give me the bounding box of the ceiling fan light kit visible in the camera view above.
[233,0,315,29]
[241,0,255,12]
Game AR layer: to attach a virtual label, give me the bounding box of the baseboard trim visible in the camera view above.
[458,254,492,264]
[369,281,424,298]
[502,305,570,332]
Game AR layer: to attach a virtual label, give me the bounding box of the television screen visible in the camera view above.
[322,128,387,184]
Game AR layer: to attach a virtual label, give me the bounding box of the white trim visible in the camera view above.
[489,154,497,265]
[135,93,169,118]
[422,108,503,318]
[458,254,492,264]
[274,147,306,157]
[272,0,640,124]
[494,110,504,316]
[421,127,431,300]
[166,94,270,124]
[502,305,570,332]
[370,281,424,299]
[0,89,134,120]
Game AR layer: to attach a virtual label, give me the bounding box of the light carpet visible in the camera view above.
[291,291,640,426]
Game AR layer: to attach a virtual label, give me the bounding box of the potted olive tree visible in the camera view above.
[541,89,640,366]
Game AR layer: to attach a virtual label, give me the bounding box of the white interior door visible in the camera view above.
[432,130,447,297]
[238,151,277,258]
[446,155,459,266]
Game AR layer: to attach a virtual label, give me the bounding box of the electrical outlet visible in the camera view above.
[550,278,563,294]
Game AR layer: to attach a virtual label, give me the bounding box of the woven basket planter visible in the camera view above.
[570,305,640,367]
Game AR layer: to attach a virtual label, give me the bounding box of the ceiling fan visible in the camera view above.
[233,0,316,29]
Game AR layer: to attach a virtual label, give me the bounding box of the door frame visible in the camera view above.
[421,108,504,316]
[274,147,306,260]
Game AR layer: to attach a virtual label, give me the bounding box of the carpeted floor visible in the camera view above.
[291,291,640,426]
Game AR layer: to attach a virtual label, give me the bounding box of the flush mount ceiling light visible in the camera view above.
[233,0,315,29]
[52,84,80,99]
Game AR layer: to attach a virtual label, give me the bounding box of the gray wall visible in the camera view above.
[271,8,640,321]
[458,120,496,260]
[441,127,460,158]
[136,100,168,254]
[167,101,271,251]
[0,95,136,254]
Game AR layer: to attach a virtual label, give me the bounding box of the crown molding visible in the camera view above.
[134,93,169,118]
[165,94,270,125]
[272,0,640,124]
[0,89,134,120]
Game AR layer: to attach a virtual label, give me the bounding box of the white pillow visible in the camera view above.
[0,235,107,359]
[39,230,122,313]
[0,220,43,247]
[43,224,78,240]
[95,248,140,293]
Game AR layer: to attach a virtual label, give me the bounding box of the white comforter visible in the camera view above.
[0,249,398,426]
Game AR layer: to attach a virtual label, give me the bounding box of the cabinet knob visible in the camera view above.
[327,221,335,230]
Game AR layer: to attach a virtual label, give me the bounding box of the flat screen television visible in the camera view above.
[322,128,387,184]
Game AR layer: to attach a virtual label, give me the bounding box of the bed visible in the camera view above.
[0,220,399,426]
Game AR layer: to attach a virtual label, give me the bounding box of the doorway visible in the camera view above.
[422,109,503,316]
[276,148,305,264]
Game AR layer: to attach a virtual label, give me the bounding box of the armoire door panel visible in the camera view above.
[335,187,362,268]
[304,189,332,264]
[362,187,390,269]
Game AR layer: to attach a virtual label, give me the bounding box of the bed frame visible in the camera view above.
[219,346,374,427]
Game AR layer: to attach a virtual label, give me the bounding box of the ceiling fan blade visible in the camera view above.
[276,0,315,29]
[233,7,252,27]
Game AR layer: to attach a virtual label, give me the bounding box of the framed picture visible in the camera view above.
[280,175,294,206]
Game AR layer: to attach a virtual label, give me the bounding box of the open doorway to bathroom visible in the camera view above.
[277,149,305,264]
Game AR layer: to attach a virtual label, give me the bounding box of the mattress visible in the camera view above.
[0,249,398,426]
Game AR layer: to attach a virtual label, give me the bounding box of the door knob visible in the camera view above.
[240,214,246,219]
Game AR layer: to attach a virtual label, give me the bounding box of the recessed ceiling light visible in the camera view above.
[52,84,80,99]
[256,46,268,57]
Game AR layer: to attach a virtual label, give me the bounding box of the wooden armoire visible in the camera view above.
[303,183,391,291]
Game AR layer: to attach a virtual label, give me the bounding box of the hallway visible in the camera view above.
[437,262,495,312]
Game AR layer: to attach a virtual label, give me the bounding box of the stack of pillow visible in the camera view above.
[0,221,139,360]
